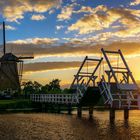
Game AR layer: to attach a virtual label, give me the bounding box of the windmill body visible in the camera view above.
[0,22,33,96]
[0,53,23,94]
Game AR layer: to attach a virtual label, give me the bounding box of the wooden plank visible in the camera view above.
[119,49,138,88]
[112,67,127,70]
[101,48,119,85]
[104,50,119,54]
[79,72,93,74]
[70,56,88,88]
[86,57,103,86]
[86,58,101,61]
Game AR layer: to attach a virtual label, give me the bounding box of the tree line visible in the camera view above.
[22,79,72,97]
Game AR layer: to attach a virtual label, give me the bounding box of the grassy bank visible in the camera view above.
[0,99,34,110]
[0,98,105,114]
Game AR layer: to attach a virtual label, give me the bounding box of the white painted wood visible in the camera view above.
[30,94,80,104]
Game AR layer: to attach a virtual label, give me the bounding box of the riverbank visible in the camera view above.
[0,99,37,112]
[0,99,106,113]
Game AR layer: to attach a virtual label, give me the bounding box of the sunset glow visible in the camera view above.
[0,0,140,87]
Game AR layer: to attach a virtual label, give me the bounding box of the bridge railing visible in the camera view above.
[30,94,80,104]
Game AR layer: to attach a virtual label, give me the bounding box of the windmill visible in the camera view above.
[0,22,33,95]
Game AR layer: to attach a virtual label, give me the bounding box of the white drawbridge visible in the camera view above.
[98,48,140,109]
[30,48,140,110]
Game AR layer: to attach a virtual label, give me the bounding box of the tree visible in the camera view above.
[33,81,42,92]
[40,79,62,94]
[49,79,61,90]
[22,79,62,95]
[22,81,42,97]
[40,84,50,94]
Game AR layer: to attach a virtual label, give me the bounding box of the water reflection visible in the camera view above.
[0,110,139,140]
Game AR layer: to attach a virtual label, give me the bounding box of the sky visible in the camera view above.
[0,0,140,87]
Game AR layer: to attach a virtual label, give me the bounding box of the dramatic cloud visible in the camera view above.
[130,0,140,5]
[23,60,99,74]
[31,14,46,21]
[23,61,82,73]
[57,2,79,21]
[6,38,140,58]
[57,5,73,20]
[0,0,61,22]
[68,6,140,37]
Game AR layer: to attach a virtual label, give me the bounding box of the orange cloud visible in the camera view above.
[23,61,82,73]
[1,0,61,22]
[7,39,140,58]
[68,6,140,37]
[57,3,79,21]
[23,61,99,73]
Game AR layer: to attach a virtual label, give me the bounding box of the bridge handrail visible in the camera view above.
[30,94,80,104]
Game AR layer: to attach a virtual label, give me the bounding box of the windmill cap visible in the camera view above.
[0,53,19,61]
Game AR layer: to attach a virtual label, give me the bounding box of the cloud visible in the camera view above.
[68,5,114,34]
[23,60,98,74]
[68,6,140,37]
[56,25,64,30]
[10,37,59,45]
[49,9,55,14]
[6,37,140,58]
[0,24,16,30]
[57,5,73,20]
[73,5,106,14]
[5,25,16,30]
[23,61,82,73]
[130,0,140,5]
[57,3,79,21]
[0,0,61,22]
[31,14,46,21]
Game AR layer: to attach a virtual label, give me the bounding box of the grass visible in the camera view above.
[0,99,33,109]
[0,99,29,104]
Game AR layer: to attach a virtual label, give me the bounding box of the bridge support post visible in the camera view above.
[50,104,55,113]
[124,109,129,120]
[89,106,93,119]
[68,103,72,115]
[110,109,115,121]
[77,105,82,118]
[57,104,61,113]
[42,103,46,112]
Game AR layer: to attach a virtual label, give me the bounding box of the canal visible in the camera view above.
[0,110,140,140]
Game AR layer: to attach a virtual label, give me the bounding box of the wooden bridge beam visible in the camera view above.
[110,109,115,121]
[77,106,82,118]
[124,109,129,120]
[89,106,93,119]
[68,103,72,115]
[57,104,61,113]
